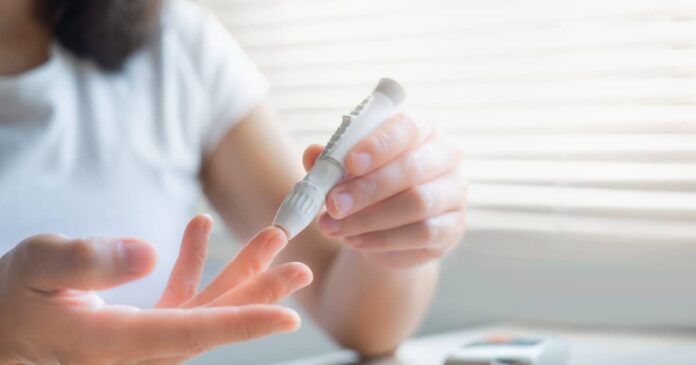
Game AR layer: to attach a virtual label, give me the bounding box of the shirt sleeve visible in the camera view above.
[167,0,270,155]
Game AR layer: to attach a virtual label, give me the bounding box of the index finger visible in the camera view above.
[109,305,299,359]
[346,114,432,176]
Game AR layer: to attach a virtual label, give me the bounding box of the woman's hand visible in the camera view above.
[0,215,312,364]
[306,114,467,269]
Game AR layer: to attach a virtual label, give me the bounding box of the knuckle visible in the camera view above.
[350,233,380,251]
[257,280,283,304]
[191,248,207,268]
[341,215,366,237]
[457,210,468,231]
[423,246,446,260]
[12,235,57,277]
[346,235,366,249]
[371,130,392,157]
[355,177,379,204]
[15,239,41,266]
[244,255,266,279]
[408,187,432,214]
[69,239,96,275]
[402,115,421,135]
[235,321,255,341]
[70,238,91,254]
[17,235,53,260]
[419,220,438,243]
[169,278,198,300]
[183,325,206,354]
[401,150,424,180]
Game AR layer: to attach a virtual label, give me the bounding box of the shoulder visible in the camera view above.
[156,0,257,89]
[159,0,237,63]
[153,0,269,154]
[160,0,218,48]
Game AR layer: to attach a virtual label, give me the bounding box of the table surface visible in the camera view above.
[273,324,696,365]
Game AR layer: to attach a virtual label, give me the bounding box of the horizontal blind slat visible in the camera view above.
[243,22,696,67]
[268,78,696,110]
[261,49,696,87]
[290,133,696,161]
[468,184,696,219]
[211,0,691,29]
[468,210,696,242]
[282,106,696,133]
[229,12,696,49]
[454,134,696,161]
[463,160,696,191]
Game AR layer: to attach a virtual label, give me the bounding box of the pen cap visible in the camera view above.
[375,78,406,105]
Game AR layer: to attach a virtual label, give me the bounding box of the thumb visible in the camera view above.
[302,144,324,172]
[12,234,157,291]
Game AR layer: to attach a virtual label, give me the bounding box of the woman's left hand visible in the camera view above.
[304,114,467,269]
[144,216,312,365]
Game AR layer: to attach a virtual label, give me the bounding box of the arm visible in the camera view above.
[201,103,466,355]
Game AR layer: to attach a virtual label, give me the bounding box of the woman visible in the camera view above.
[0,0,467,363]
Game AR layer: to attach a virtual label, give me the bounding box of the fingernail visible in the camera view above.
[332,192,354,217]
[352,152,372,175]
[200,214,214,230]
[320,216,341,234]
[276,311,301,332]
[293,270,313,286]
[120,240,153,275]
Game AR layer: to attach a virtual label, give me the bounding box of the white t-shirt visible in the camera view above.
[0,0,268,307]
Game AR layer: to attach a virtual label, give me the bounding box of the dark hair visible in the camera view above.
[34,0,163,71]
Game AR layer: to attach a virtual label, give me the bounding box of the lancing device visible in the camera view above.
[273,78,406,239]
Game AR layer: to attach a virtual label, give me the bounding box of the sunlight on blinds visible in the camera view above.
[200,0,696,245]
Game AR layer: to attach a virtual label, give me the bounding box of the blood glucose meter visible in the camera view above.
[444,336,569,365]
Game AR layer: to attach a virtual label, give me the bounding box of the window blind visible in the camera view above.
[200,0,696,248]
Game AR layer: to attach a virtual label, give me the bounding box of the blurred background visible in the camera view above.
[189,0,696,363]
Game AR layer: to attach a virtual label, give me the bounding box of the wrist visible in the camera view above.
[340,245,441,274]
[349,246,441,272]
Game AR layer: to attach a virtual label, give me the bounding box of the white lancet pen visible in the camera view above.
[273,78,407,239]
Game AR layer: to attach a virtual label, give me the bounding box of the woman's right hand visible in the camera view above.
[0,215,313,364]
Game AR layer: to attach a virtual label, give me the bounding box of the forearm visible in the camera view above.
[201,105,458,356]
[312,246,439,356]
